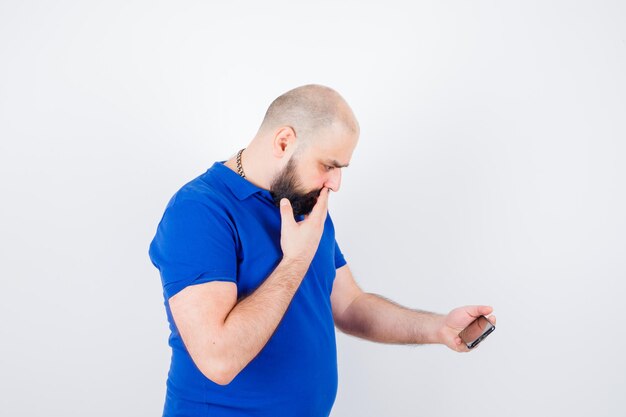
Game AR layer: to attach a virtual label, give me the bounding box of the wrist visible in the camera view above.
[429,314,447,344]
[282,254,312,267]
[280,256,312,276]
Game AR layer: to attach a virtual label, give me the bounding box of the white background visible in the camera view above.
[1,1,625,416]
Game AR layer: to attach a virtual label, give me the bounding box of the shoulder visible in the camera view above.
[166,170,234,216]
[154,172,238,239]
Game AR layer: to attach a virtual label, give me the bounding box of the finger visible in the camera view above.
[309,187,330,221]
[487,314,496,325]
[455,339,469,353]
[465,305,493,318]
[480,305,494,316]
[279,198,296,229]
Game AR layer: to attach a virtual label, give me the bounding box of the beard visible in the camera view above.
[269,156,322,217]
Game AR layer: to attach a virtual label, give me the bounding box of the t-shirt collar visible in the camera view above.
[211,160,275,202]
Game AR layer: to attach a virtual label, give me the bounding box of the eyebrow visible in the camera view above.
[324,159,350,168]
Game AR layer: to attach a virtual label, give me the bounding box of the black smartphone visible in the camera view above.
[458,315,495,349]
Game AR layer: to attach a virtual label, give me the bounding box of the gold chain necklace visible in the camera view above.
[236,148,246,178]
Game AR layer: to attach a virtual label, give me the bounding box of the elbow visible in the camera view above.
[198,358,239,386]
[186,334,244,385]
[206,372,235,387]
[335,320,360,337]
[333,317,352,335]
[334,308,369,338]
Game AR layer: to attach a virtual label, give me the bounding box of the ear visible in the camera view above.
[272,126,297,158]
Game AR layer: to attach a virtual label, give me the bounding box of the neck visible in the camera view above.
[225,141,274,191]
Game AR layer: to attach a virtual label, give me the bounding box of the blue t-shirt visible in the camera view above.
[148,161,347,417]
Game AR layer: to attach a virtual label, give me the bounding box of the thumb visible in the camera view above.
[279,198,296,228]
[464,305,493,318]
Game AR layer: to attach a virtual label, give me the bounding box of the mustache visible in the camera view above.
[270,187,322,213]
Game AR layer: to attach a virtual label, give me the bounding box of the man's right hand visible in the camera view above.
[279,187,330,264]
[171,194,329,385]
[169,187,330,386]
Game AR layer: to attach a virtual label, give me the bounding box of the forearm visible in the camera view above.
[338,293,445,345]
[219,257,310,378]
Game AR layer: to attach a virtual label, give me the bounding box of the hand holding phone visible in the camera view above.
[458,315,496,349]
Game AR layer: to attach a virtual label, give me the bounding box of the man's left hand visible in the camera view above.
[436,305,496,352]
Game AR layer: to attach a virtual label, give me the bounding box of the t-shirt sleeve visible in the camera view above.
[149,198,238,299]
[334,239,347,269]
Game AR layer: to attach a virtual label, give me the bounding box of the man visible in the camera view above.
[148,84,496,417]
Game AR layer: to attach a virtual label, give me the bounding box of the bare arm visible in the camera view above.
[331,265,496,351]
[337,292,445,344]
[169,256,310,385]
[169,188,332,385]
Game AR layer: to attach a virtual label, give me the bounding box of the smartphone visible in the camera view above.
[458,315,495,349]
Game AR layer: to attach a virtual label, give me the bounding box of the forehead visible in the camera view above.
[303,129,357,165]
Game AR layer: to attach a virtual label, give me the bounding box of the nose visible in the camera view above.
[324,168,342,193]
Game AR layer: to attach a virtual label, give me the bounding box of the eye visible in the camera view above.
[323,164,334,172]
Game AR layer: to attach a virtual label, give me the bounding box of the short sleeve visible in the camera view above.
[149,198,238,299]
[334,239,347,269]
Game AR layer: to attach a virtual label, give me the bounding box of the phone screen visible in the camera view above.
[458,315,495,349]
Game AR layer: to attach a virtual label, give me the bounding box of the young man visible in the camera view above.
[148,84,496,417]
